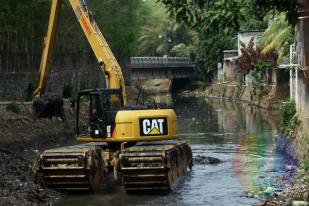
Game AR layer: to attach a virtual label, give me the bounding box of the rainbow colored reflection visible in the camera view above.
[232,130,297,197]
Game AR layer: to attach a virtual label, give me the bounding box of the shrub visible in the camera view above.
[185,80,205,90]
[25,82,35,101]
[279,100,298,134]
[300,160,309,171]
[62,80,76,98]
[6,102,20,114]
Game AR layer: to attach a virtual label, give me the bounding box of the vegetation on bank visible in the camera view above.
[278,100,309,172]
[279,100,298,135]
[300,134,309,171]
[5,102,20,113]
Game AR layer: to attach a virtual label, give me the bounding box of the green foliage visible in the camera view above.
[253,0,301,26]
[236,38,277,75]
[88,0,143,60]
[1,0,144,67]
[79,80,87,91]
[159,0,267,81]
[24,82,34,101]
[236,39,275,97]
[137,1,169,56]
[279,100,298,135]
[6,102,20,114]
[137,1,194,57]
[300,160,309,171]
[62,80,76,98]
[251,59,270,81]
[159,0,301,82]
[171,43,195,58]
[251,59,270,96]
[261,12,294,63]
[160,0,264,31]
[252,83,268,97]
[300,135,309,171]
[185,80,205,90]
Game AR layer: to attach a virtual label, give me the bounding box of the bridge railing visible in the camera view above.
[130,57,195,68]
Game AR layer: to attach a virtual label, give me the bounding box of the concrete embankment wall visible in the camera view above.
[0,69,104,101]
[205,83,289,110]
[0,51,106,101]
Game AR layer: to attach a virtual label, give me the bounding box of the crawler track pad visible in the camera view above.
[120,140,192,192]
[33,143,106,191]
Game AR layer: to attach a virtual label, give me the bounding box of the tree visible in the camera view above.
[0,0,145,72]
[253,0,301,26]
[159,0,266,81]
[260,12,294,63]
[137,1,193,57]
[236,37,278,75]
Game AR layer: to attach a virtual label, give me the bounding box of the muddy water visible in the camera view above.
[53,96,290,206]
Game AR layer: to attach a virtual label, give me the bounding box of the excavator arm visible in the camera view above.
[33,0,127,106]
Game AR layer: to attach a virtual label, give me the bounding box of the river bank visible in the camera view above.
[0,102,76,205]
[258,122,309,206]
[205,83,289,110]
[204,82,308,205]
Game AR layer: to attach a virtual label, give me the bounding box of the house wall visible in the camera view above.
[297,72,309,120]
[225,60,235,82]
[237,31,263,56]
[222,50,238,83]
[295,6,309,117]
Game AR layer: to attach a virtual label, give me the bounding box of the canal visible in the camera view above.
[55,96,291,206]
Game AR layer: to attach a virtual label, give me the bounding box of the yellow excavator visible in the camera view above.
[32,0,192,192]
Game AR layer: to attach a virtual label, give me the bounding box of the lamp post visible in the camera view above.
[159,32,171,57]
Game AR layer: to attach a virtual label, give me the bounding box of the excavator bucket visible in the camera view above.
[32,95,66,120]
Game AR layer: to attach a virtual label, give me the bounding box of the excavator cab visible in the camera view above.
[75,88,123,138]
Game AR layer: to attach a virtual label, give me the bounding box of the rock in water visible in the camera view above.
[193,155,221,165]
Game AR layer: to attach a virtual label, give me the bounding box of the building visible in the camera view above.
[293,0,309,118]
[217,31,263,84]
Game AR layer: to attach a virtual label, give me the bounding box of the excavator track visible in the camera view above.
[120,140,192,192]
[33,143,106,191]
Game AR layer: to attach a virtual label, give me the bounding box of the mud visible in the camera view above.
[0,103,76,206]
[0,148,61,206]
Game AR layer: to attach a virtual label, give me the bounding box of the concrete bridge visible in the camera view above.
[129,57,195,80]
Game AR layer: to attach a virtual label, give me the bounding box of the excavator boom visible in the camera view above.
[33,0,127,119]
[34,0,127,103]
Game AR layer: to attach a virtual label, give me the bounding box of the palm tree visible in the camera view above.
[260,12,294,63]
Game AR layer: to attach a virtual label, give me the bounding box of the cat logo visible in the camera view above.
[139,118,168,136]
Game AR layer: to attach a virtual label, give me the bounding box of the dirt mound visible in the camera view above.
[0,102,74,147]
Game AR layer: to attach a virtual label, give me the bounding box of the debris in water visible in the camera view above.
[193,155,221,165]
